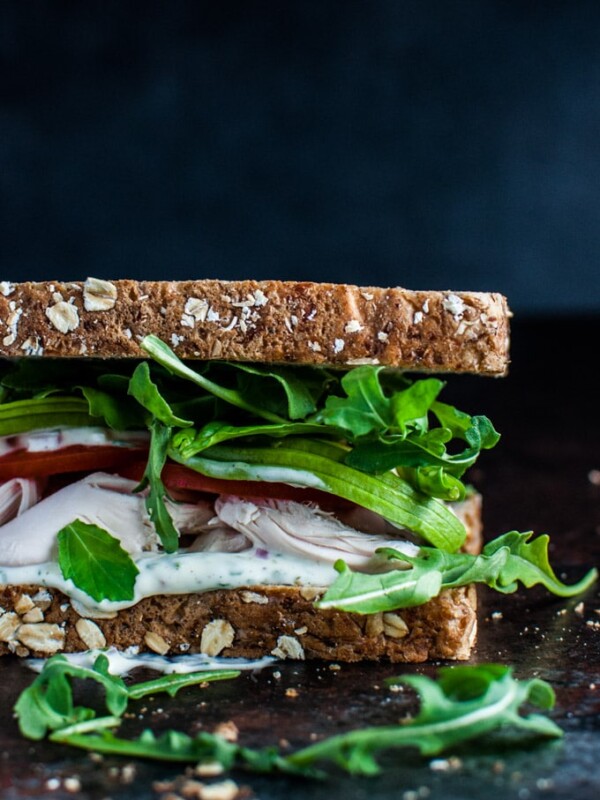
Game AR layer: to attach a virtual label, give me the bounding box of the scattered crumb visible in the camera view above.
[575,602,585,616]
[328,663,341,671]
[213,721,239,743]
[63,776,82,793]
[588,469,600,486]
[586,620,600,630]
[491,611,503,621]
[272,670,281,680]
[285,688,299,698]
[429,756,462,772]
[195,762,225,777]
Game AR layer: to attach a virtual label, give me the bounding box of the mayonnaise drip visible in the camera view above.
[26,646,277,676]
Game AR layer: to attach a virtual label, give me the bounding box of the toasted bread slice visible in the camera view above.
[0,279,510,375]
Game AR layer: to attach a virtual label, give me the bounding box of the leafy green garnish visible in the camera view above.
[16,659,562,778]
[317,531,598,613]
[14,653,239,741]
[57,520,140,603]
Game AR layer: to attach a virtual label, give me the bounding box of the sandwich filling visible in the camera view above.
[0,335,498,612]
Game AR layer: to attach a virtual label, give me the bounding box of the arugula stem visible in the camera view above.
[128,670,241,700]
[50,716,122,741]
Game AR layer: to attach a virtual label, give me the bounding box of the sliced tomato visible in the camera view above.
[121,461,352,510]
[0,445,146,481]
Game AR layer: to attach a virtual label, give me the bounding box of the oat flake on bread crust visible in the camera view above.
[0,279,510,375]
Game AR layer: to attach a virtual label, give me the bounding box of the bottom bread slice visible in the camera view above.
[0,583,477,662]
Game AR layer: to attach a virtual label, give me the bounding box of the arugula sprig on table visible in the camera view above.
[14,658,563,777]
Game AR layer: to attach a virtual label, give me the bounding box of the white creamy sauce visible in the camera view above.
[0,547,336,612]
[0,427,149,456]
[26,646,276,676]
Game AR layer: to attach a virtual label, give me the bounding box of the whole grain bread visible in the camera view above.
[0,584,477,663]
[0,279,510,375]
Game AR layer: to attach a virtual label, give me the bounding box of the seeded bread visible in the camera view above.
[0,279,510,375]
[0,584,477,662]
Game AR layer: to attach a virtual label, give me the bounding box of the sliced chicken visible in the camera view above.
[0,478,43,526]
[0,472,213,567]
[213,496,419,571]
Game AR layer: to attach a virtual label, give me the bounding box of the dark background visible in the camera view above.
[1,0,599,313]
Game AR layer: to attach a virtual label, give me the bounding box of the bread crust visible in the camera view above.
[0,279,510,375]
[0,584,477,663]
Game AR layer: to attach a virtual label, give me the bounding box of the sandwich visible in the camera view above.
[0,279,594,662]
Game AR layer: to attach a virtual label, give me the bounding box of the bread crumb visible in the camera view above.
[491,611,503,621]
[213,721,238,743]
[575,602,585,616]
[588,470,600,486]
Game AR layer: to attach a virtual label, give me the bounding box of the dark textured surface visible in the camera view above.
[1,317,600,799]
[2,2,600,310]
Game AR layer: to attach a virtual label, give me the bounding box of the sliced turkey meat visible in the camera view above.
[212,496,419,570]
[0,478,43,526]
[0,471,214,567]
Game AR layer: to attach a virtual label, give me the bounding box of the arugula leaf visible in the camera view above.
[136,419,179,553]
[127,362,193,428]
[15,654,129,739]
[0,396,97,436]
[49,725,316,776]
[230,362,327,420]
[80,386,143,430]
[316,531,598,613]
[400,465,466,502]
[314,367,444,438]
[345,414,499,478]
[141,335,287,423]
[171,420,337,459]
[57,520,139,603]
[433,402,500,450]
[286,665,562,774]
[169,439,467,551]
[15,653,239,741]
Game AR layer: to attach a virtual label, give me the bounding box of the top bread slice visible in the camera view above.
[0,279,510,375]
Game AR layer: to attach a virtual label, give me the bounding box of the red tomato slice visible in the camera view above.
[121,461,352,510]
[0,445,146,481]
